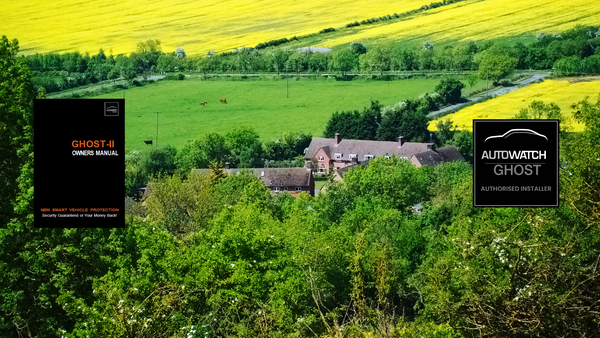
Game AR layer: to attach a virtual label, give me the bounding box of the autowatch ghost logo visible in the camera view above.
[473,120,559,207]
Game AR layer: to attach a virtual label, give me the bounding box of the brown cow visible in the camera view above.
[220,98,227,104]
[200,101,207,106]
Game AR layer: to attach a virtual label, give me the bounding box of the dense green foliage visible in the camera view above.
[435,77,465,105]
[322,77,463,143]
[323,100,382,140]
[3,35,600,338]
[0,36,34,226]
[123,128,312,196]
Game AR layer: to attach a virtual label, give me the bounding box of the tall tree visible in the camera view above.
[562,95,600,225]
[376,99,428,142]
[330,49,358,76]
[0,36,34,226]
[477,46,517,85]
[323,101,382,140]
[435,77,465,105]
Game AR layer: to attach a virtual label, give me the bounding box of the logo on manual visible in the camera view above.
[104,102,119,116]
[473,120,559,207]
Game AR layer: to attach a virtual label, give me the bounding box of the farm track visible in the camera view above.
[47,75,170,98]
[47,71,515,99]
[426,73,550,118]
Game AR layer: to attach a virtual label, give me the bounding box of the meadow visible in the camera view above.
[428,79,600,132]
[95,77,487,152]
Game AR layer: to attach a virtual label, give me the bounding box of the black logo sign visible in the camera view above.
[104,102,119,116]
[473,120,559,207]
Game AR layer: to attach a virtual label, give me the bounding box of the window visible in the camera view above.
[318,156,324,161]
[317,167,326,173]
[384,155,391,159]
[334,153,342,160]
[364,155,374,160]
[283,187,288,191]
[274,187,280,192]
[349,154,357,160]
[295,187,302,192]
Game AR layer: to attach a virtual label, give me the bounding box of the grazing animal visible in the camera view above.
[220,98,227,104]
[200,101,207,106]
[144,140,153,145]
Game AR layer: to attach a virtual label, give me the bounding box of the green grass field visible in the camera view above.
[96,77,487,152]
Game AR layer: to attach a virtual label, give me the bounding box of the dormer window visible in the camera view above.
[384,155,391,159]
[349,154,357,160]
[334,153,342,160]
[365,155,374,160]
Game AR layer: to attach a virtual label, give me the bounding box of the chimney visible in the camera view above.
[335,133,341,145]
[427,143,435,150]
[398,136,405,147]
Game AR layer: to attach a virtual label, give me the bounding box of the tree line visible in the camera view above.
[23,24,600,94]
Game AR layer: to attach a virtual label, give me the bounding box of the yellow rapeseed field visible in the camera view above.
[318,0,600,47]
[2,0,429,55]
[428,80,600,132]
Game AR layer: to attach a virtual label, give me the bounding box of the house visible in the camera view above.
[193,167,315,197]
[332,159,371,182]
[410,146,465,167]
[305,133,463,174]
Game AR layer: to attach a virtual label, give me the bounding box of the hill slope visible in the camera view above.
[3,0,600,56]
[2,0,429,55]
[315,0,600,48]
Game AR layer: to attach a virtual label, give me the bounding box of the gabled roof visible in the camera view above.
[410,145,464,166]
[436,145,465,162]
[193,167,313,187]
[317,145,331,159]
[334,158,371,179]
[305,137,432,161]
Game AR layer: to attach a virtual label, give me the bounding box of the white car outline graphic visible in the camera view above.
[484,129,548,142]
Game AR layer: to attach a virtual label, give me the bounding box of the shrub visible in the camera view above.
[498,79,513,86]
[435,77,465,105]
[163,72,186,80]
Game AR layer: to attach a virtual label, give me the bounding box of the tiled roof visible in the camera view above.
[193,167,312,187]
[436,145,465,162]
[305,137,432,162]
[411,145,464,166]
[334,158,371,179]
